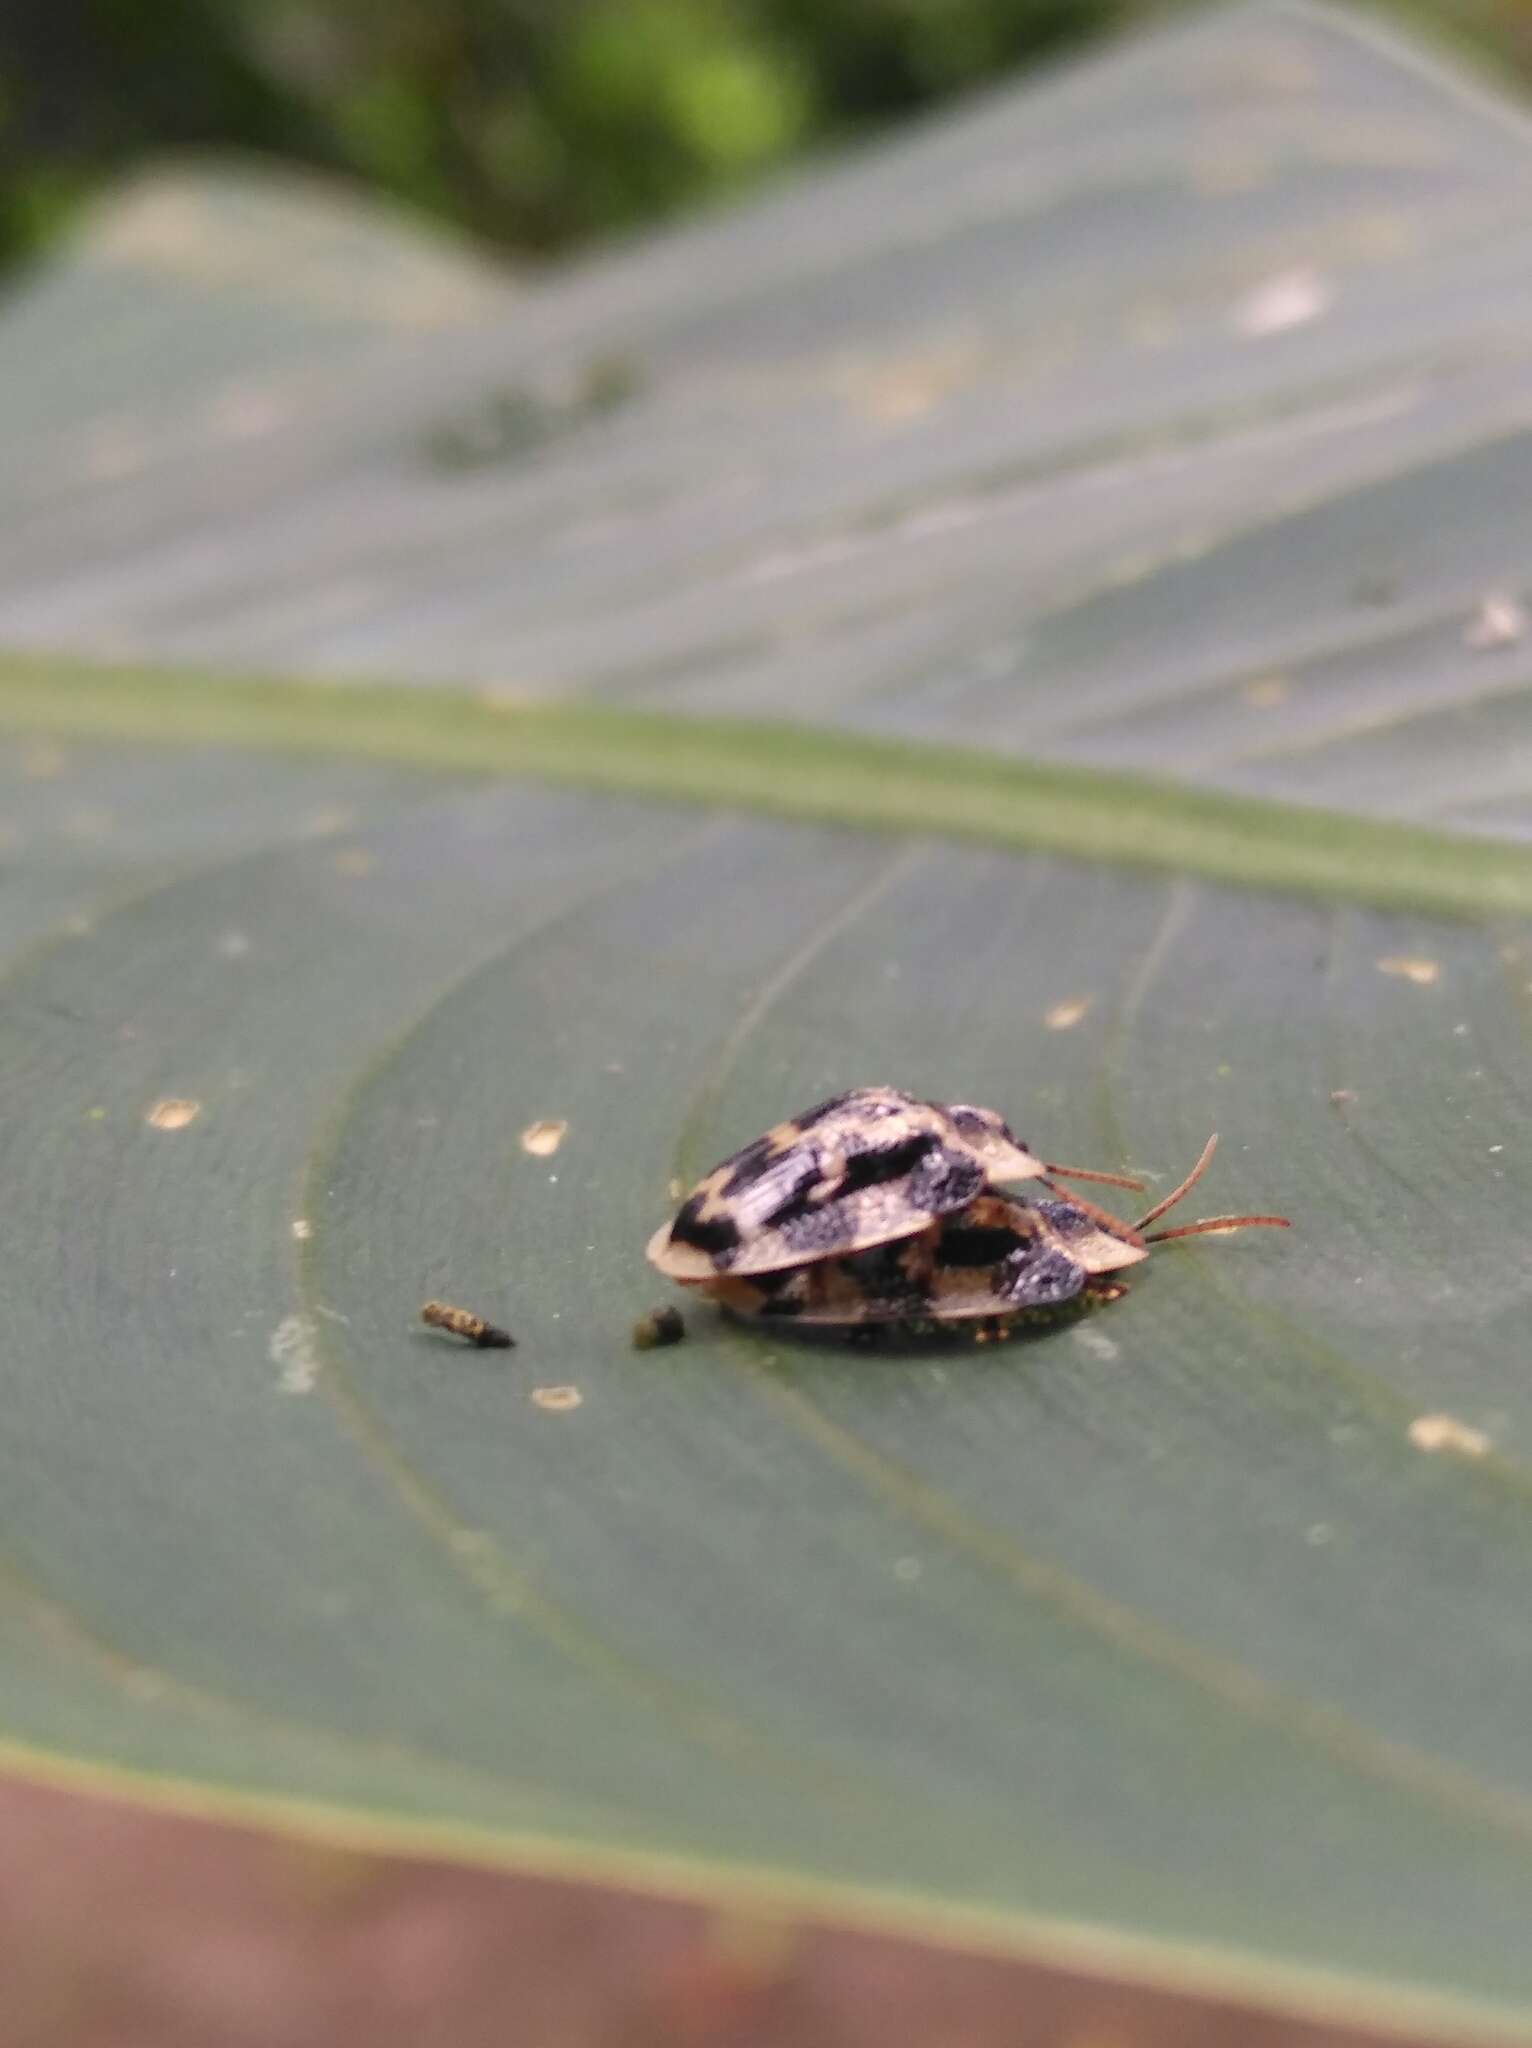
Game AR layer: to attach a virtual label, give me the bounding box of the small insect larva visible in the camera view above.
[420,1299,515,1349]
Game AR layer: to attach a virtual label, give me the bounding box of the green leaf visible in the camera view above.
[7,5,1532,2040]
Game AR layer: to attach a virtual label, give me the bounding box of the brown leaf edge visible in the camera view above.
[0,1761,1517,2048]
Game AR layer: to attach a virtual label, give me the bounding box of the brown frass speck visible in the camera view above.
[632,1305,687,1350]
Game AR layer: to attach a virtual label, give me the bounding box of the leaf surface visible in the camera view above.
[5,6,1532,2038]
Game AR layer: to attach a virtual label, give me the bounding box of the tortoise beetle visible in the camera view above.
[646,1084,1141,1284]
[659,1130,1287,1336]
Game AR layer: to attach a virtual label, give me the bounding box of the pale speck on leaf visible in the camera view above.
[291,1218,313,1241]
[1410,1413,1491,1457]
[520,1118,568,1158]
[1376,956,1439,986]
[1243,674,1289,709]
[1463,594,1528,651]
[1072,1323,1120,1363]
[1107,551,1158,588]
[270,1314,319,1395]
[1233,266,1331,337]
[146,1098,202,1131]
[532,1385,582,1412]
[1044,996,1092,1031]
[207,382,290,441]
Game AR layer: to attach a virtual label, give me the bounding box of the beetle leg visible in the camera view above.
[1085,1277,1130,1303]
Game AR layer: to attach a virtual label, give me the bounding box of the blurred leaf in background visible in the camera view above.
[12,0,1532,275]
[0,0,1194,269]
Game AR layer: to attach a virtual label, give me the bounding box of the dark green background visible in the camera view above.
[2,0,1528,272]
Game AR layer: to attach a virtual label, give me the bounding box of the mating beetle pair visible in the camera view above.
[647,1086,1287,1334]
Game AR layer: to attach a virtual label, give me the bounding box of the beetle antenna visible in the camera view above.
[1133,1133,1218,1230]
[1040,1160,1144,1192]
[1133,1134,1290,1242]
[1035,1178,1146,1245]
[1145,1214,1291,1244]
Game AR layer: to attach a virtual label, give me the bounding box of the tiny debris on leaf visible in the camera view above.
[1409,1413,1491,1457]
[420,1299,515,1349]
[270,1314,319,1395]
[1242,674,1289,709]
[146,1097,202,1131]
[1463,594,1528,651]
[632,1305,687,1350]
[1376,955,1440,986]
[1044,996,1092,1031]
[532,1385,582,1411]
[1233,265,1331,337]
[520,1118,568,1157]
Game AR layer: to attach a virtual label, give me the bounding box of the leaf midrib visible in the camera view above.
[2,652,1531,921]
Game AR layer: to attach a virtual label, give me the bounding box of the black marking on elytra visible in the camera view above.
[841,1241,927,1306]
[1035,1197,1133,1248]
[837,1132,932,1193]
[720,1134,780,1195]
[773,1200,886,1260]
[905,1143,986,1214]
[997,1244,1084,1308]
[943,1103,1011,1141]
[938,1221,1035,1268]
[749,1153,831,1228]
[669,1199,742,1259]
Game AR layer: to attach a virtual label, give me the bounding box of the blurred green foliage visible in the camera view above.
[1,0,1530,273]
[0,0,1139,269]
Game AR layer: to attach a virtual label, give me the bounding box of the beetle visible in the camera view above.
[689,1136,1288,1333]
[646,1084,1141,1283]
